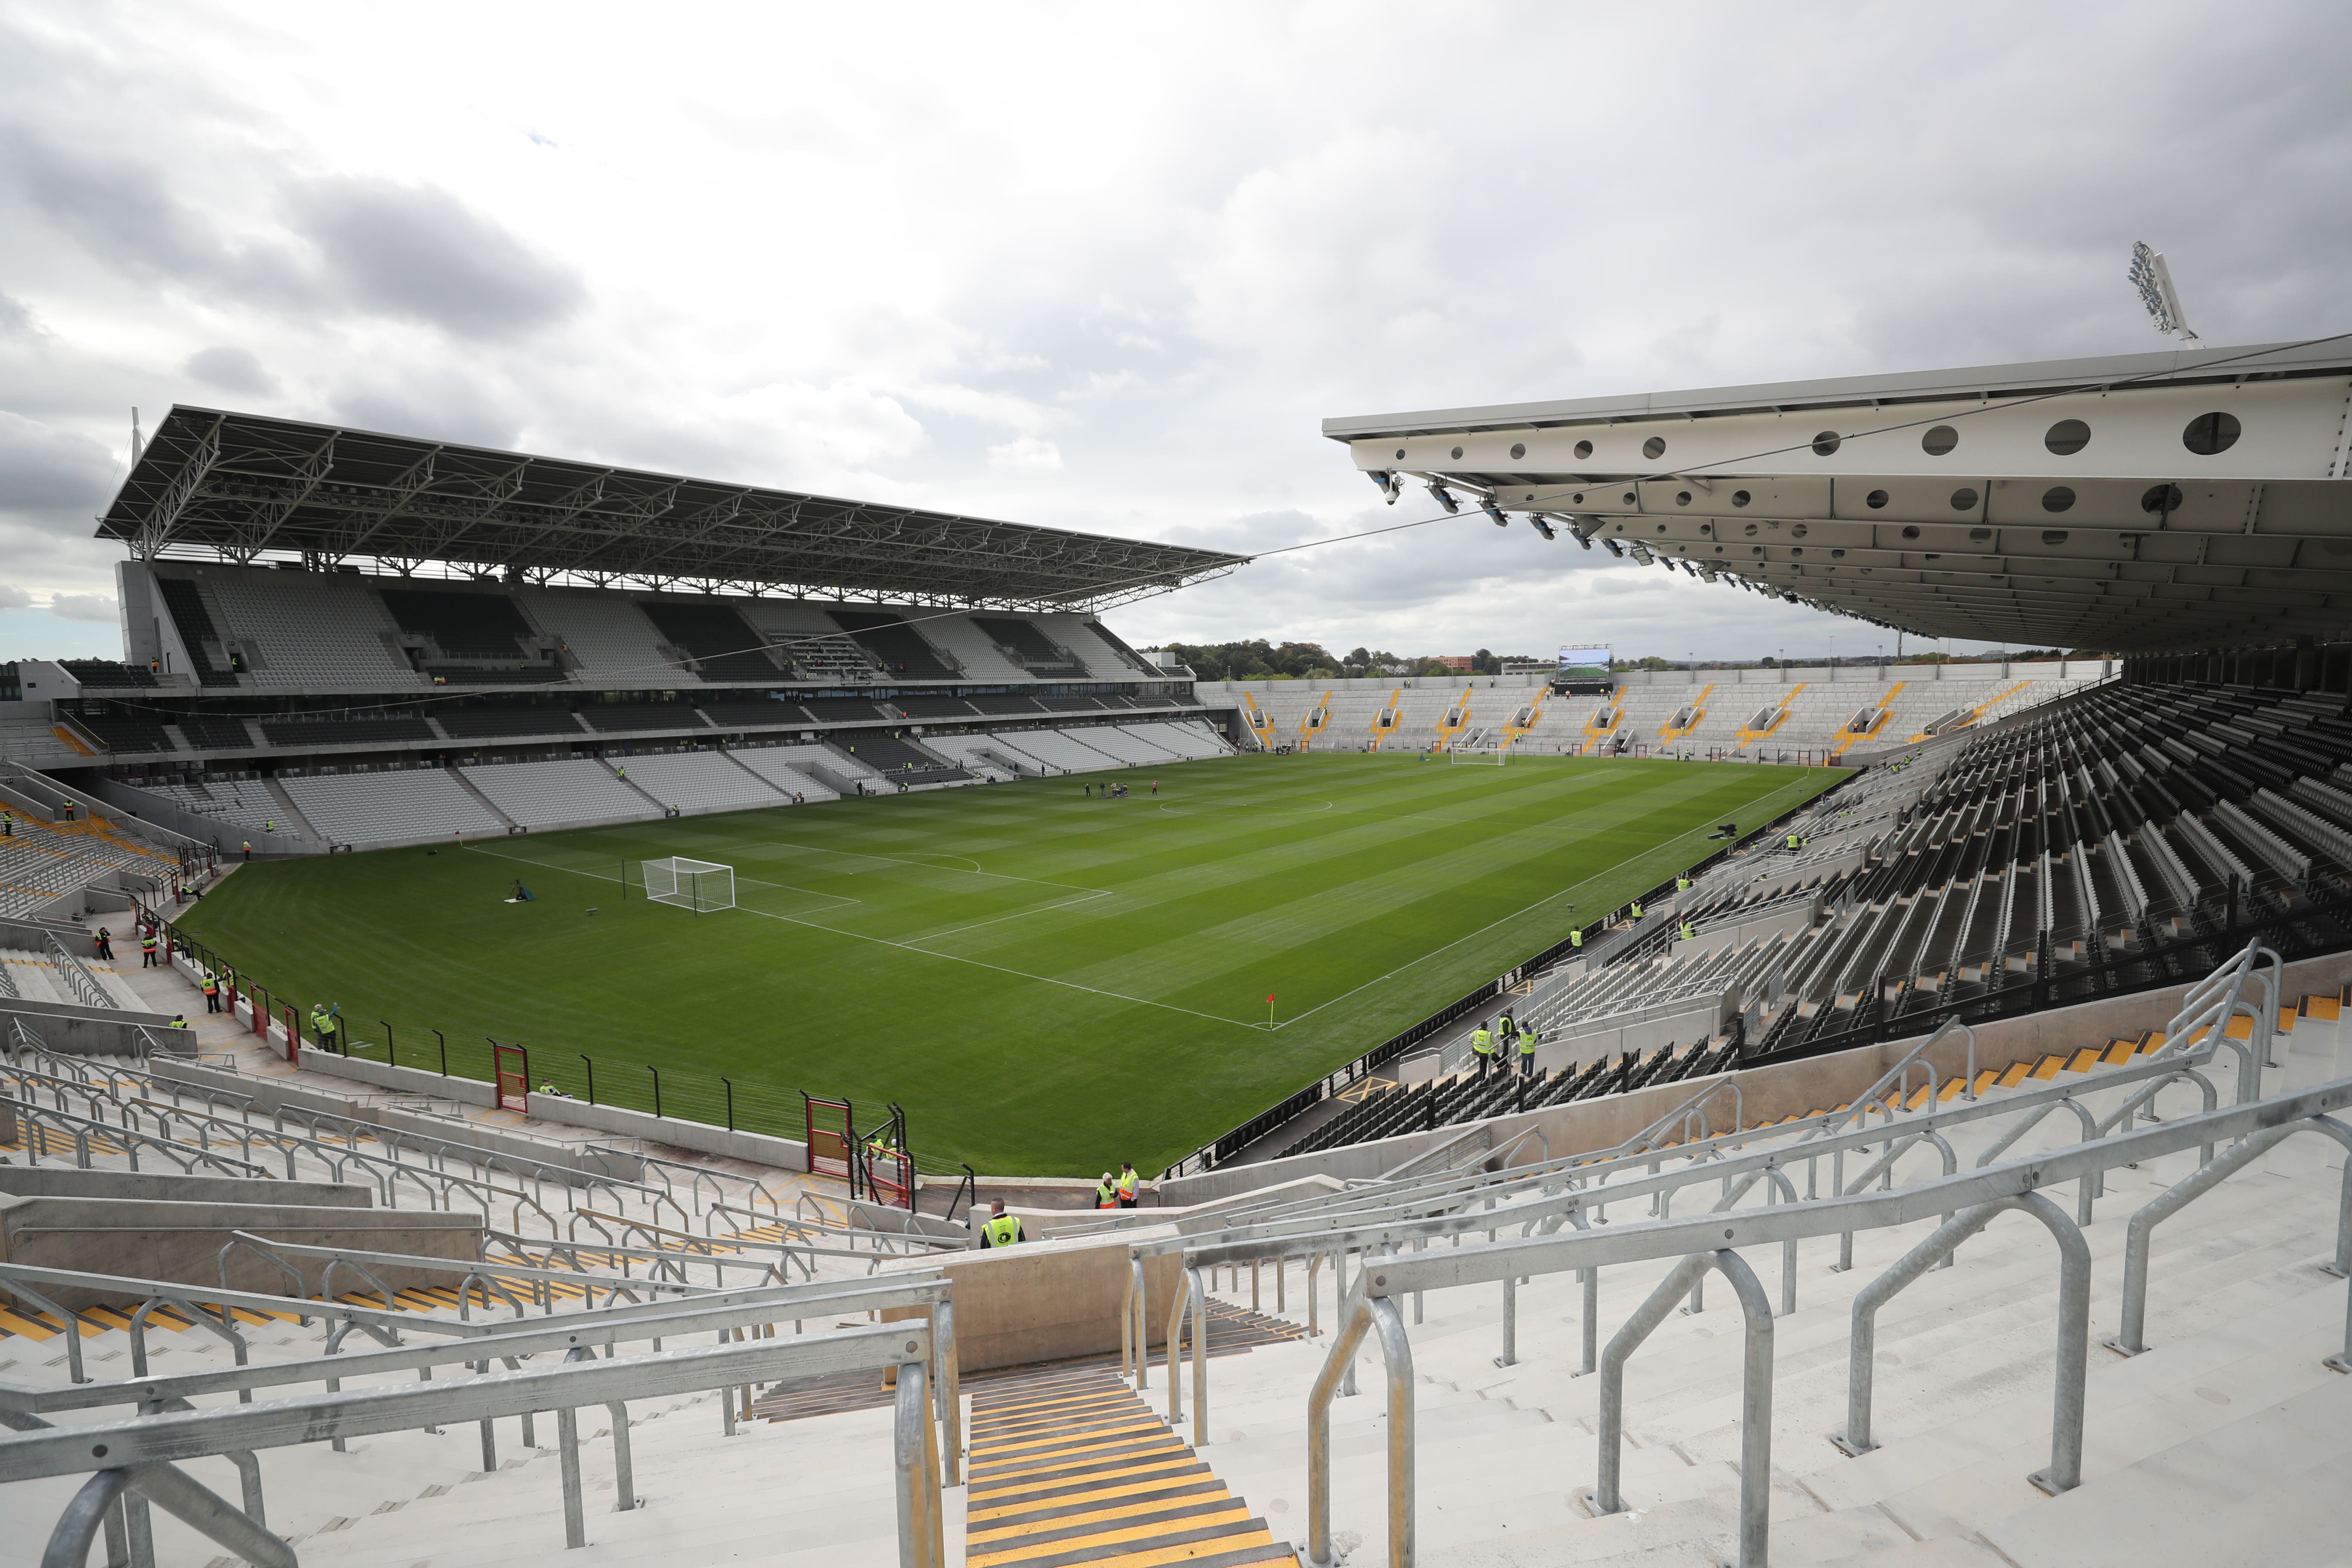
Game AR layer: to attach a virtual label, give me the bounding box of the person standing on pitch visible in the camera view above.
[980,1201,1024,1248]
[1116,1162,1140,1207]
[1470,1020,1495,1078]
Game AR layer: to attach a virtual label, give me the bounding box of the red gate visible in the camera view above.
[804,1095,856,1185]
[493,1042,531,1113]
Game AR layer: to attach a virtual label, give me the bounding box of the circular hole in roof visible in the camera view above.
[1901,525,1921,540]
[1642,435,1667,459]
[1509,442,1526,460]
[1743,522,1758,535]
[1623,492,1637,505]
[1732,490,1752,508]
[1676,490,1693,506]
[2042,528,2070,545]
[2141,482,2185,514]
[1790,547,1804,556]
[1657,523,1668,533]
[2184,411,2241,455]
[2041,487,2076,514]
[1571,492,1585,504]
[1831,548,1846,558]
[1866,489,1889,509]
[1574,439,1593,459]
[1921,425,1959,456]
[2044,419,2092,456]
[1950,487,1980,511]
[1969,527,1992,542]
[1394,448,1406,460]
[1812,431,1842,456]
[1450,445,1464,459]
[1790,523,1809,539]
[1752,545,1763,554]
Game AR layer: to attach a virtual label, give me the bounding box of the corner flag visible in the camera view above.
[1266,992,1276,1027]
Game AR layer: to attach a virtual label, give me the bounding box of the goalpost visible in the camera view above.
[1449,727,1506,766]
[642,857,736,914]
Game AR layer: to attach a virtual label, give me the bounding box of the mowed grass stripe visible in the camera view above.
[177,753,1841,1171]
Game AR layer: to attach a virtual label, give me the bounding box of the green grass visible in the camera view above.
[175,753,1844,1174]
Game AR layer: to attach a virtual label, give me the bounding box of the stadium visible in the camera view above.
[9,331,2352,1568]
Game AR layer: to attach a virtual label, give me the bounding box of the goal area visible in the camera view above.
[1449,743,1506,766]
[643,857,736,913]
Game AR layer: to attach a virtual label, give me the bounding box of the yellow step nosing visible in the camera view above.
[965,1505,1256,1568]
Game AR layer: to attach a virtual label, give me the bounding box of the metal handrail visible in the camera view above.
[1191,1036,2220,1252]
[3,1095,273,1178]
[0,1322,942,1568]
[1287,1070,2352,1568]
[45,932,114,1010]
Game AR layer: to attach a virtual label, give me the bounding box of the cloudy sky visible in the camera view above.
[3,1,2348,664]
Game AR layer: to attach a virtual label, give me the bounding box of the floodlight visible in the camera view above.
[2128,242,2199,342]
[1481,497,1509,527]
[1368,469,1404,504]
[1428,482,1461,514]
[1629,543,1654,565]
[1530,517,1557,541]
[1601,537,1625,557]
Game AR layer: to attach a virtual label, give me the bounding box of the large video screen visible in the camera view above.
[1557,646,1611,674]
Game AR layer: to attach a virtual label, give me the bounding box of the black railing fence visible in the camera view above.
[139,903,822,1147]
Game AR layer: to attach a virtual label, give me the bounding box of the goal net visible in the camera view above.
[643,857,735,913]
[1449,729,1505,766]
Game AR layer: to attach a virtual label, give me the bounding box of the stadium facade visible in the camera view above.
[6,350,2352,1568]
[0,407,1249,859]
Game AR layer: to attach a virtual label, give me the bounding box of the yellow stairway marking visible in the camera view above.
[1657,683,1715,743]
[1736,682,1807,749]
[965,1366,1294,1568]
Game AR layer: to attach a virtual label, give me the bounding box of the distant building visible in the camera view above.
[1436,655,1474,672]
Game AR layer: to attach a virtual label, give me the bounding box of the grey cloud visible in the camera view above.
[0,291,33,337]
[0,126,310,303]
[45,591,116,622]
[0,411,116,518]
[185,345,276,395]
[287,177,586,338]
[0,584,30,609]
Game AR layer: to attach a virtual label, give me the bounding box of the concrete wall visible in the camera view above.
[0,1194,483,1311]
[179,979,812,1173]
[147,1057,643,1184]
[0,996,183,1054]
[879,1229,1185,1372]
[0,1167,373,1207]
[1158,945,2352,1204]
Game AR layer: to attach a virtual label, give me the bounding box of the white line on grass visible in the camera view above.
[462,843,864,913]
[1266,773,1834,1033]
[463,842,1256,1030]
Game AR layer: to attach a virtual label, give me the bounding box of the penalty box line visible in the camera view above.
[461,842,863,913]
[463,842,1257,1032]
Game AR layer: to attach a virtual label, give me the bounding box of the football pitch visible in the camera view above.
[175,753,1845,1174]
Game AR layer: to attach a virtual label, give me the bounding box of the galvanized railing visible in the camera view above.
[0,1320,943,1568]
[1267,1074,2352,1568]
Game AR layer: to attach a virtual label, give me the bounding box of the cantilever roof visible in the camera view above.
[98,407,1246,610]
[1320,337,2352,441]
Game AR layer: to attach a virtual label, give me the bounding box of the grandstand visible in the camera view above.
[8,343,2352,1568]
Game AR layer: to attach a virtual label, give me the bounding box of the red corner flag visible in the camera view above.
[1266,993,1275,1004]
